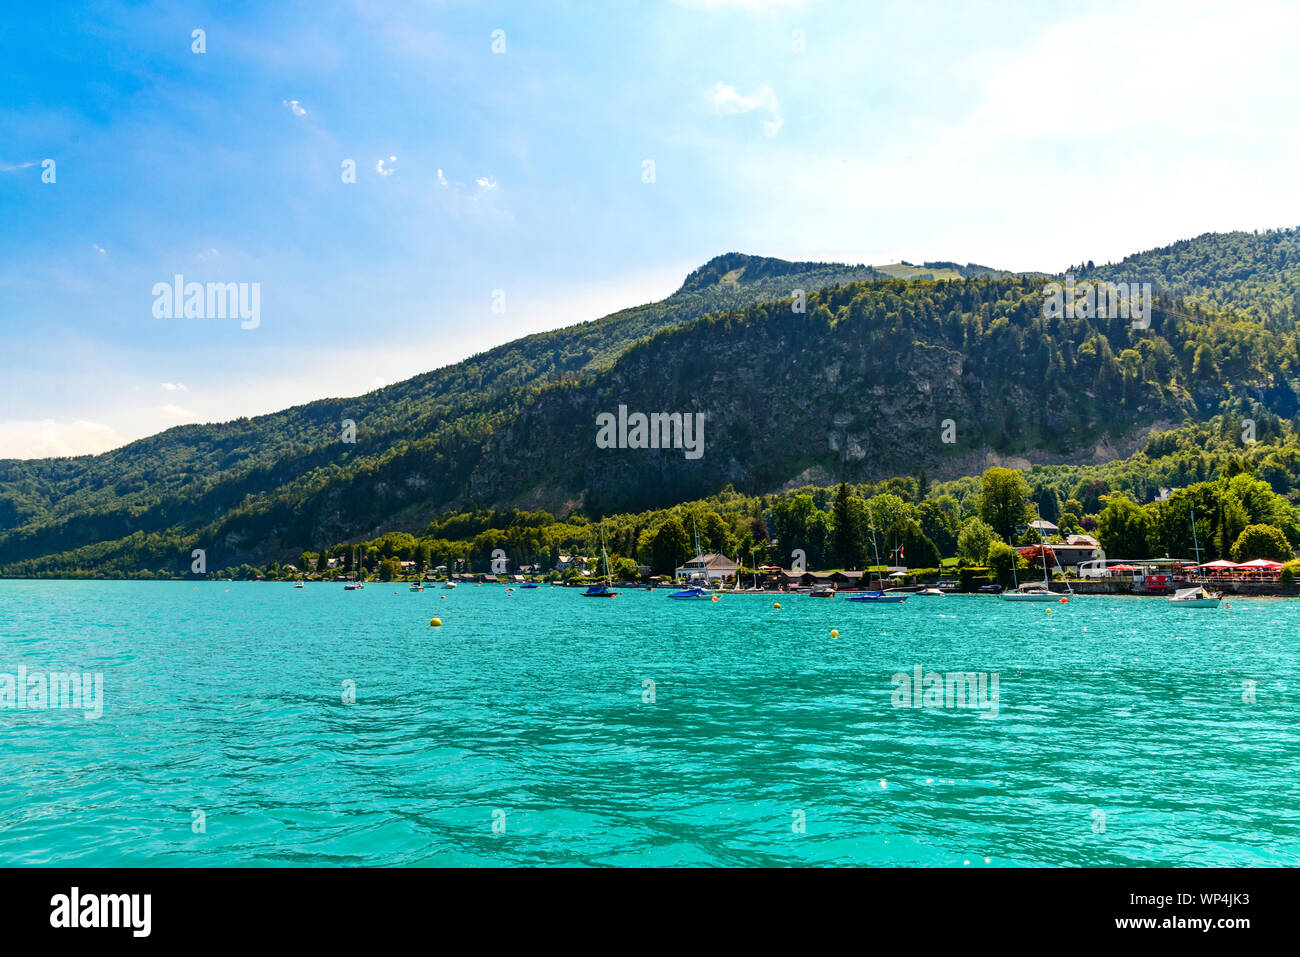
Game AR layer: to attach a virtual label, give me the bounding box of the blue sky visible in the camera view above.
[4,0,1300,457]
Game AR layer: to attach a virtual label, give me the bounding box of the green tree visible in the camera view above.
[977,467,1033,541]
[831,483,866,569]
[1230,524,1293,562]
[986,541,1024,588]
[917,500,959,557]
[1097,494,1155,558]
[957,517,998,564]
[651,518,690,575]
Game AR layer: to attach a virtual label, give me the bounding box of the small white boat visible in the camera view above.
[408,582,424,593]
[441,581,457,590]
[915,587,944,597]
[1000,582,1058,602]
[294,581,305,589]
[667,586,710,600]
[1168,585,1221,607]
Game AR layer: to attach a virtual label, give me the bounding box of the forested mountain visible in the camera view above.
[4,227,1300,578]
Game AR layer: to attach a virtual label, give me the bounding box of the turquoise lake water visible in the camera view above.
[1,580,1297,867]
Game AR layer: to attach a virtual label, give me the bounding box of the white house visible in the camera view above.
[675,553,740,582]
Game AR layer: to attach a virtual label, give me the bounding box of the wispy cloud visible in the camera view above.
[161,382,188,392]
[0,419,122,458]
[436,168,448,186]
[0,161,36,173]
[709,81,782,136]
[475,175,497,189]
[376,155,397,176]
[282,99,307,116]
[91,243,106,255]
[157,404,198,421]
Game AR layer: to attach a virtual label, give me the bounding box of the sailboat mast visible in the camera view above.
[600,524,612,586]
[1190,506,1201,574]
[1037,508,1049,586]
[868,508,882,588]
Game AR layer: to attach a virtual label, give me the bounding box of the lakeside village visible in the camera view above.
[158,466,1300,600]
[262,527,1300,597]
[258,517,1300,599]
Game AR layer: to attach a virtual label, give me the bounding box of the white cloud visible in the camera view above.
[282,99,307,116]
[161,382,188,392]
[91,243,106,255]
[0,161,36,173]
[0,419,122,458]
[709,81,782,136]
[436,168,448,186]
[157,404,198,421]
[475,175,497,189]
[376,155,397,176]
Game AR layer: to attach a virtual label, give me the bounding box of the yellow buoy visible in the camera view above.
[430,618,442,627]
[773,602,781,609]
[830,629,839,639]
[1045,608,1052,614]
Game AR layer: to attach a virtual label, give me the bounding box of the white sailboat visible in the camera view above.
[1169,507,1220,607]
[1001,508,1070,601]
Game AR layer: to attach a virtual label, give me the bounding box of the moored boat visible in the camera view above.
[1168,585,1221,607]
[809,584,836,598]
[1000,581,1058,601]
[1001,506,1072,602]
[847,589,906,603]
[580,523,619,597]
[668,585,710,599]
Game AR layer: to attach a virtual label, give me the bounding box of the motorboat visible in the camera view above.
[809,584,836,598]
[668,585,710,599]
[847,589,906,603]
[1168,585,1221,607]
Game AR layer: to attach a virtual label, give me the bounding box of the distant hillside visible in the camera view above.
[3,228,1299,577]
[1080,228,1300,326]
[0,254,875,570]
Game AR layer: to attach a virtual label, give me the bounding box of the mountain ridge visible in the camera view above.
[4,228,1300,575]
